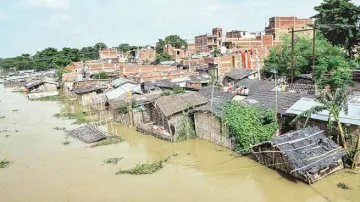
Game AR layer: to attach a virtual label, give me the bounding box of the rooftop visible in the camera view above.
[225,68,257,80]
[154,92,208,117]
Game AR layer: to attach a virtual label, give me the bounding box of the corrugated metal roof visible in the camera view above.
[105,83,139,100]
[286,98,360,125]
[111,78,136,88]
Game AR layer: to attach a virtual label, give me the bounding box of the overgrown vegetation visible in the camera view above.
[33,96,67,101]
[90,136,124,148]
[54,111,95,124]
[222,102,278,154]
[175,112,196,142]
[92,71,108,79]
[104,157,123,165]
[0,116,5,119]
[0,160,11,168]
[115,101,136,115]
[115,156,171,175]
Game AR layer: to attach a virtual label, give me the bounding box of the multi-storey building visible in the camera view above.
[195,27,223,54]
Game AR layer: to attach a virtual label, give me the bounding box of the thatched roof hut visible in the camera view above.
[253,127,347,184]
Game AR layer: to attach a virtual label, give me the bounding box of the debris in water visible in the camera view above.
[14,129,18,133]
[0,130,9,133]
[12,109,19,112]
[5,135,10,138]
[172,153,179,157]
[215,149,224,152]
[53,127,66,131]
[104,157,123,165]
[0,160,11,168]
[62,140,71,145]
[337,182,350,190]
[90,136,124,148]
[54,111,94,125]
[115,156,171,175]
[0,116,5,119]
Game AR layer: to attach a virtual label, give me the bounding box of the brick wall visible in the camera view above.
[99,49,118,59]
[139,49,156,64]
[120,65,177,75]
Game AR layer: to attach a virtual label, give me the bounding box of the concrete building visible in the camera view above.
[195,27,223,54]
[265,16,313,41]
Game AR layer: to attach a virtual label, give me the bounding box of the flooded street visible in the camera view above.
[0,84,359,202]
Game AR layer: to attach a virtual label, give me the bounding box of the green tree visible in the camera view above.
[290,87,349,149]
[263,34,353,90]
[156,39,166,53]
[313,0,360,57]
[156,35,187,54]
[117,43,131,53]
[154,52,172,64]
[211,48,222,57]
[164,35,187,49]
[222,102,278,154]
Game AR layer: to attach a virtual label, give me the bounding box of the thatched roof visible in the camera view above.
[154,92,207,117]
[253,127,347,181]
[73,86,104,94]
[66,125,107,143]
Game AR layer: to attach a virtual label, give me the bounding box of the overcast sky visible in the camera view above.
[0,0,358,58]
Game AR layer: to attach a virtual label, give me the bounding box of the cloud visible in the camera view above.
[21,0,70,9]
[0,11,8,20]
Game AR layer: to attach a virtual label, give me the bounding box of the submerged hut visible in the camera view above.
[73,86,105,106]
[25,80,59,99]
[253,127,347,184]
[137,92,207,140]
[193,87,235,149]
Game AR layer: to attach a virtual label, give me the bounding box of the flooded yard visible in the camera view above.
[0,84,359,202]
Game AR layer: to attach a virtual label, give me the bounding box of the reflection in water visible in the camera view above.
[0,84,359,202]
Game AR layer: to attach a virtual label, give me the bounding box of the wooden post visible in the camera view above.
[312,25,316,80]
[128,103,134,127]
[291,27,295,84]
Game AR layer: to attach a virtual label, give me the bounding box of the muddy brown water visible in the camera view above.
[0,84,359,202]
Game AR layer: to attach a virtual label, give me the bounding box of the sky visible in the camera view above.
[0,0,358,58]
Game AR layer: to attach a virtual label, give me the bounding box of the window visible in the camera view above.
[176,51,180,55]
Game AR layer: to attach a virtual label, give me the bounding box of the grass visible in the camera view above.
[337,182,350,190]
[33,96,67,101]
[0,160,11,168]
[90,136,124,148]
[53,111,95,124]
[104,157,123,165]
[115,156,171,175]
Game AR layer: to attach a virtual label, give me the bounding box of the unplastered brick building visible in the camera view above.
[265,16,313,41]
[137,47,156,64]
[99,48,118,60]
[195,27,223,54]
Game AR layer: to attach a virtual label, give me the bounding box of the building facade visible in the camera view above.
[195,27,223,54]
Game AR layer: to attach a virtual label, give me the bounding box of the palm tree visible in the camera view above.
[291,87,349,149]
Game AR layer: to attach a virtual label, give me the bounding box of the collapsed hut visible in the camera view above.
[66,125,107,143]
[25,80,59,99]
[252,127,347,184]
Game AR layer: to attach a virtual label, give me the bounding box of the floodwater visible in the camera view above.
[0,84,359,202]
